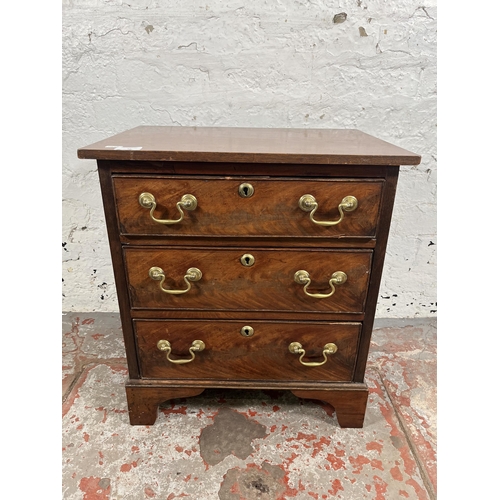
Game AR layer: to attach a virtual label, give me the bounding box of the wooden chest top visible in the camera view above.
[77,126,421,165]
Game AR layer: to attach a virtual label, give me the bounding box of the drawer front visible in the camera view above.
[124,247,372,314]
[113,176,383,238]
[135,320,361,381]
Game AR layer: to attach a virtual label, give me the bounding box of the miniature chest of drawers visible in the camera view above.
[78,126,420,428]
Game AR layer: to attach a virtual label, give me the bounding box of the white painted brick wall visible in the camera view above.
[62,0,437,317]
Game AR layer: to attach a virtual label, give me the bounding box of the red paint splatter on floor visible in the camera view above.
[111,408,127,415]
[62,366,93,417]
[366,441,383,454]
[372,376,429,499]
[98,451,104,465]
[230,480,242,494]
[296,432,317,442]
[78,477,110,500]
[272,405,280,412]
[82,318,95,325]
[91,334,104,340]
[373,475,388,500]
[280,452,299,469]
[144,486,156,497]
[105,364,129,374]
[328,479,344,496]
[348,455,371,474]
[71,317,80,333]
[405,478,429,500]
[399,489,410,498]
[175,445,183,453]
[131,446,140,453]
[270,424,277,433]
[95,407,108,423]
[325,453,345,471]
[371,459,384,471]
[312,436,331,458]
[160,404,188,416]
[278,476,306,499]
[83,432,90,442]
[120,461,138,472]
[391,465,404,481]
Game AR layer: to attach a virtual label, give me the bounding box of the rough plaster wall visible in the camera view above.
[62,0,436,317]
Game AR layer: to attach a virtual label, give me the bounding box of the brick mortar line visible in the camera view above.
[373,367,436,500]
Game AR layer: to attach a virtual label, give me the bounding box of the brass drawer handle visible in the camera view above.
[157,339,205,364]
[149,266,202,295]
[139,192,197,225]
[294,270,347,299]
[289,342,338,367]
[299,194,357,226]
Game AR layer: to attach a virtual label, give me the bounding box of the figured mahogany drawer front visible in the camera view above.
[113,176,383,238]
[135,319,360,381]
[124,247,372,314]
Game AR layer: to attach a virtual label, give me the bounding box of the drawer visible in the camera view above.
[135,320,361,381]
[113,176,383,238]
[124,247,371,314]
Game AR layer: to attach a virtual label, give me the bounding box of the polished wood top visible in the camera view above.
[78,126,420,165]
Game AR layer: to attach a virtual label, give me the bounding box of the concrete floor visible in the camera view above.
[62,313,436,500]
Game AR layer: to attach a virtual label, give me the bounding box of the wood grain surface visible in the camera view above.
[135,319,361,382]
[78,126,421,165]
[124,247,372,313]
[113,176,383,238]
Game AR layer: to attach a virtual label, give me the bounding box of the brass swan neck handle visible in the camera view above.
[289,342,338,367]
[157,340,205,364]
[149,266,202,295]
[294,270,347,299]
[299,194,357,227]
[139,192,197,225]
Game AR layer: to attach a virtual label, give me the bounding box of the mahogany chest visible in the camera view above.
[78,126,420,427]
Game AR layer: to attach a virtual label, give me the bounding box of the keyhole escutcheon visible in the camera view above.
[240,254,255,267]
[238,183,254,198]
[240,326,254,337]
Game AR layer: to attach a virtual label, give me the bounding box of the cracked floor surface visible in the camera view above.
[62,313,436,499]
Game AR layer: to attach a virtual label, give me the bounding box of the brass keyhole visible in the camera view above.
[240,254,255,267]
[240,326,254,337]
[238,183,254,198]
